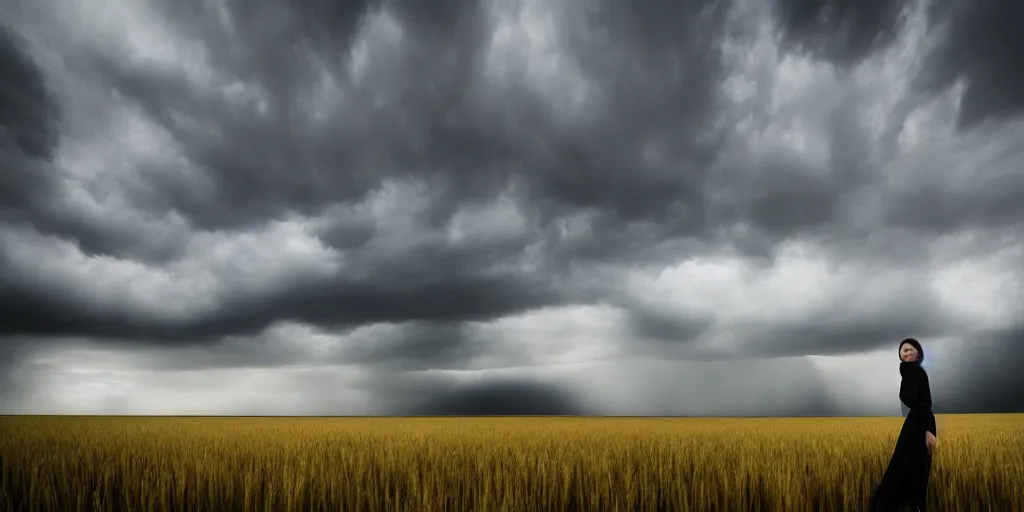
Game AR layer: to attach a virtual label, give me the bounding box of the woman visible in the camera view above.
[870,338,938,511]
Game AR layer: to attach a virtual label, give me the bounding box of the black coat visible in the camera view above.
[870,361,937,511]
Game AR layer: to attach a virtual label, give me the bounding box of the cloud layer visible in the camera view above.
[1,0,1022,416]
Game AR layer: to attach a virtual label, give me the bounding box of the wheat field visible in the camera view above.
[0,414,1021,511]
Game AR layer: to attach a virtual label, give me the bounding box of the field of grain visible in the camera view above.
[0,414,1021,511]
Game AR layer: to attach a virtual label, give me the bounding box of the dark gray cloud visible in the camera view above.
[0,22,184,262]
[403,379,589,416]
[0,0,733,342]
[626,307,713,346]
[0,25,60,219]
[714,150,848,238]
[342,321,479,371]
[0,0,1023,415]
[934,323,1024,414]
[920,0,1024,128]
[748,322,944,359]
[193,272,561,341]
[76,0,729,243]
[771,0,912,66]
[0,248,563,343]
[0,27,59,160]
[82,0,487,233]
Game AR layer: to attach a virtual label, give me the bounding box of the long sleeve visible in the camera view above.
[899,364,937,436]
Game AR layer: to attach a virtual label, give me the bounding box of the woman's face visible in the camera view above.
[900,343,919,362]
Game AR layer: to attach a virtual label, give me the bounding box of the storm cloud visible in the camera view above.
[405,379,590,416]
[0,0,1022,416]
[771,0,912,66]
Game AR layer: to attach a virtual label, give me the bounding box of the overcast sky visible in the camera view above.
[1,0,1022,417]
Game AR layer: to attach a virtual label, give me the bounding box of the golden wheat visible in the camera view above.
[1,414,1021,511]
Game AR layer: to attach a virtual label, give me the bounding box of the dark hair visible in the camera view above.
[898,338,925,363]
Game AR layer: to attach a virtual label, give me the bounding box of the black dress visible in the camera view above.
[870,361,937,511]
